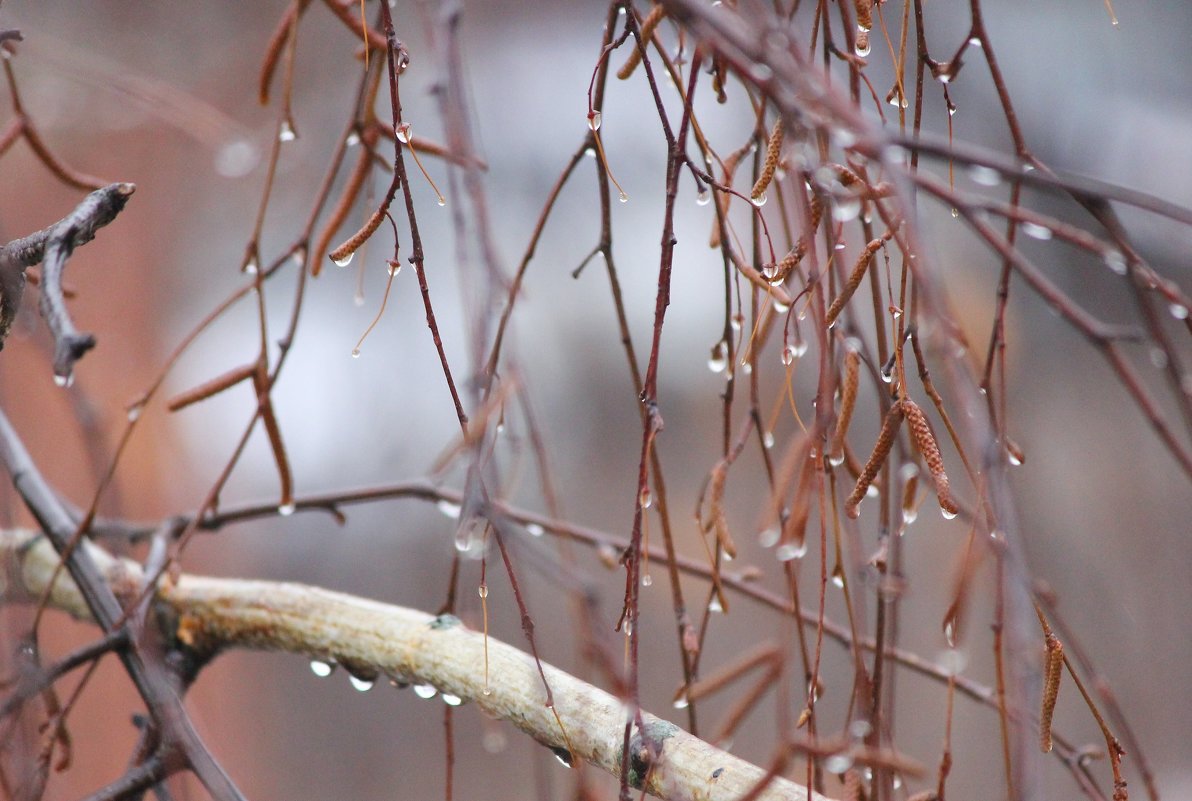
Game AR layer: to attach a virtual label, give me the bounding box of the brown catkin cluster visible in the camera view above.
[617,4,666,81]
[751,117,785,201]
[902,398,958,517]
[845,402,905,518]
[826,237,885,327]
[1040,633,1064,752]
[830,347,861,462]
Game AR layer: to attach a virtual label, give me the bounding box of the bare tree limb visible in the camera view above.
[0,182,135,379]
[0,528,832,801]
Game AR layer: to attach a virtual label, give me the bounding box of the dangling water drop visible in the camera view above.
[333,251,355,268]
[618,191,629,203]
[639,487,653,509]
[437,500,462,519]
[751,192,767,208]
[776,540,807,561]
[696,187,711,206]
[781,345,797,366]
[587,110,602,131]
[310,660,335,678]
[526,523,545,538]
[279,119,297,142]
[708,596,723,613]
[442,693,462,706]
[127,404,144,423]
[1022,222,1053,240]
[350,348,361,359]
[832,197,862,222]
[1103,250,1128,275]
[53,372,74,388]
[349,675,374,692]
[387,260,402,277]
[641,573,653,587]
[478,583,489,599]
[396,122,412,144]
[708,340,729,373]
[831,565,846,587]
[758,527,781,547]
[413,684,437,699]
[278,502,296,517]
[969,165,1001,186]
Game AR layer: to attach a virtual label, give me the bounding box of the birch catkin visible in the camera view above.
[617,4,666,80]
[751,117,784,202]
[845,402,905,518]
[902,398,959,518]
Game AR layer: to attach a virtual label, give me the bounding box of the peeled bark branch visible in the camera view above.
[0,528,831,801]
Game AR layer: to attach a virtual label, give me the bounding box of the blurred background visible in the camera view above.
[0,1,1188,799]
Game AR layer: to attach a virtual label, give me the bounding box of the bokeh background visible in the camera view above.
[0,1,1189,800]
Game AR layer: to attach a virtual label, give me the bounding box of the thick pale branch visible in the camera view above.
[0,529,831,801]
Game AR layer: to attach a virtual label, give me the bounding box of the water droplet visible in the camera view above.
[552,747,574,768]
[310,660,335,677]
[854,39,871,57]
[350,348,361,359]
[696,187,711,206]
[396,122,412,144]
[333,251,355,267]
[478,583,489,599]
[831,565,845,587]
[1103,250,1127,275]
[781,345,796,366]
[831,128,857,149]
[848,719,872,739]
[763,431,775,449]
[641,573,653,587]
[708,596,723,613]
[730,314,743,332]
[482,686,493,696]
[940,506,958,520]
[947,102,958,117]
[618,191,629,203]
[950,207,960,219]
[866,484,879,498]
[278,502,296,517]
[1022,222,1053,240]
[776,541,808,561]
[1170,303,1189,320]
[827,452,845,467]
[708,340,729,373]
[127,404,143,423]
[902,506,918,524]
[758,527,781,547]
[751,192,767,207]
[938,648,968,676]
[969,165,1001,186]
[832,197,861,222]
[898,463,920,481]
[526,522,545,538]
[349,675,375,692]
[442,693,462,706]
[673,693,689,709]
[345,131,361,147]
[587,110,602,131]
[437,500,462,519]
[639,487,653,509]
[53,372,74,388]
[214,139,259,177]
[825,753,854,773]
[387,260,402,277]
[968,36,983,47]
[413,684,437,699]
[1150,347,1169,369]
[943,619,956,647]
[772,297,791,314]
[279,119,297,142]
